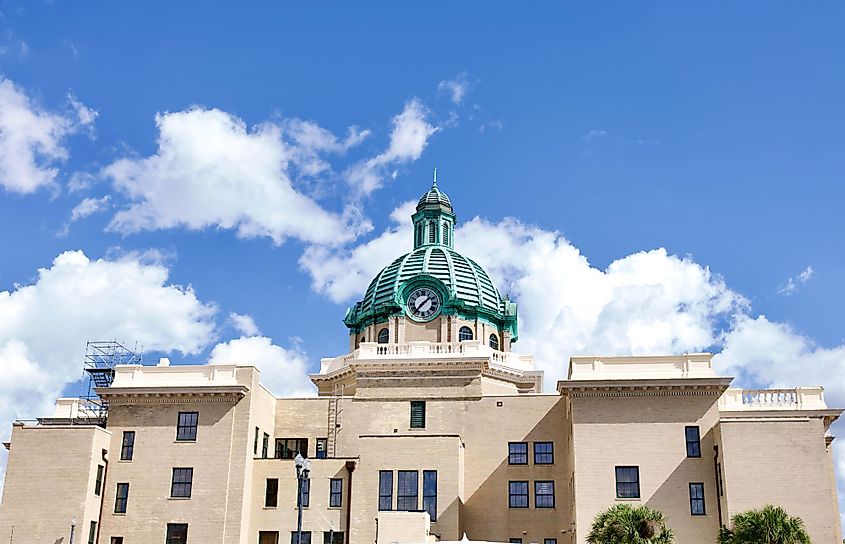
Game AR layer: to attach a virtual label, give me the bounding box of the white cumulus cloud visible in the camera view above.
[209,335,314,397]
[344,99,438,195]
[103,107,368,246]
[0,78,95,194]
[229,312,261,336]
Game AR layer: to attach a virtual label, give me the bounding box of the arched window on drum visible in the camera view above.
[377,328,389,344]
[458,326,473,342]
[489,333,499,350]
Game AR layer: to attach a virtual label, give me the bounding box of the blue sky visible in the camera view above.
[1,0,844,517]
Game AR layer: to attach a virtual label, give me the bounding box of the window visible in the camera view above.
[262,433,270,458]
[378,470,393,511]
[330,478,343,507]
[685,426,701,458]
[88,521,97,544]
[265,478,279,507]
[442,223,449,245]
[300,478,310,507]
[120,431,135,461]
[458,326,473,341]
[615,466,640,499]
[397,470,419,510]
[534,442,554,464]
[535,481,555,508]
[410,401,426,429]
[254,427,260,455]
[323,532,344,544]
[110,538,124,544]
[290,532,312,544]
[259,532,279,544]
[114,483,129,513]
[316,438,328,459]
[416,224,423,246]
[276,438,308,459]
[377,328,389,344]
[423,470,437,521]
[509,540,523,544]
[544,540,557,544]
[176,411,198,441]
[171,467,193,498]
[489,334,499,350]
[429,222,436,243]
[508,442,528,465]
[95,464,104,495]
[166,524,188,544]
[508,481,529,508]
[689,483,705,515]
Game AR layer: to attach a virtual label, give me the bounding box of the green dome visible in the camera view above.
[358,246,504,316]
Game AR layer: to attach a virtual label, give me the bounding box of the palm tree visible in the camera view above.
[718,505,811,544]
[587,503,674,544]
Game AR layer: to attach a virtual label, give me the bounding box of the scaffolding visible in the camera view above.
[78,340,141,423]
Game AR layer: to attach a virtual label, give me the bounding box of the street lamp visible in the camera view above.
[294,453,311,544]
[69,516,77,544]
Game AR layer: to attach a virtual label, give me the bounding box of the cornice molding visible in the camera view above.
[97,385,247,405]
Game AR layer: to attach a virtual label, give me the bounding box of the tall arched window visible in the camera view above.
[428,221,436,243]
[489,334,499,350]
[459,326,473,342]
[442,222,449,245]
[377,328,389,344]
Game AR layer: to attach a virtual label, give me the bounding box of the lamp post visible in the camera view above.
[294,453,311,544]
[69,517,77,544]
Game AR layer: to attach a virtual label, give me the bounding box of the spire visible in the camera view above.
[433,166,438,188]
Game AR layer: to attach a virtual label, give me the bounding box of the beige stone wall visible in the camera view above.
[98,394,246,543]
[569,393,722,544]
[718,417,842,543]
[0,423,111,544]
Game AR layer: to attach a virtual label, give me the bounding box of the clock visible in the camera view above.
[407,287,441,321]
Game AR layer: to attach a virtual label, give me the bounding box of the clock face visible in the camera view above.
[407,287,441,321]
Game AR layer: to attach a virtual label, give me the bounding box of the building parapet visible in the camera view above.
[109,362,244,388]
[318,341,534,375]
[718,387,828,411]
[568,353,717,381]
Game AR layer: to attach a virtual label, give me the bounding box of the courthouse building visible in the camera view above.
[0,181,842,544]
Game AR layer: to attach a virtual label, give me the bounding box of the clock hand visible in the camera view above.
[415,296,428,309]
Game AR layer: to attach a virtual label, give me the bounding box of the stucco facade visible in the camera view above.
[0,183,841,544]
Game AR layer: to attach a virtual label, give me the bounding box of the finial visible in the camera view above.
[432,166,438,188]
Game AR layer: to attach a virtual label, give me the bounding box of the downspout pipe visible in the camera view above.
[345,461,356,544]
[96,448,108,544]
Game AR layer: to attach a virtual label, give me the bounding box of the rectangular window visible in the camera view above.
[508,481,529,508]
[95,464,104,496]
[534,442,554,464]
[685,426,701,458]
[615,466,640,499]
[120,431,135,461]
[378,470,393,511]
[316,438,328,459]
[544,540,557,544]
[171,467,193,498]
[509,539,523,544]
[166,523,188,544]
[397,470,419,511]
[262,433,270,458]
[265,478,279,508]
[258,532,279,544]
[110,538,124,544]
[423,470,437,521]
[114,483,129,513]
[300,478,310,507]
[535,480,555,508]
[276,438,308,459]
[88,521,97,544]
[254,427,260,455]
[689,482,706,515]
[176,411,198,441]
[323,532,344,544]
[330,478,343,507]
[290,532,312,544]
[508,442,528,465]
[410,401,426,429]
